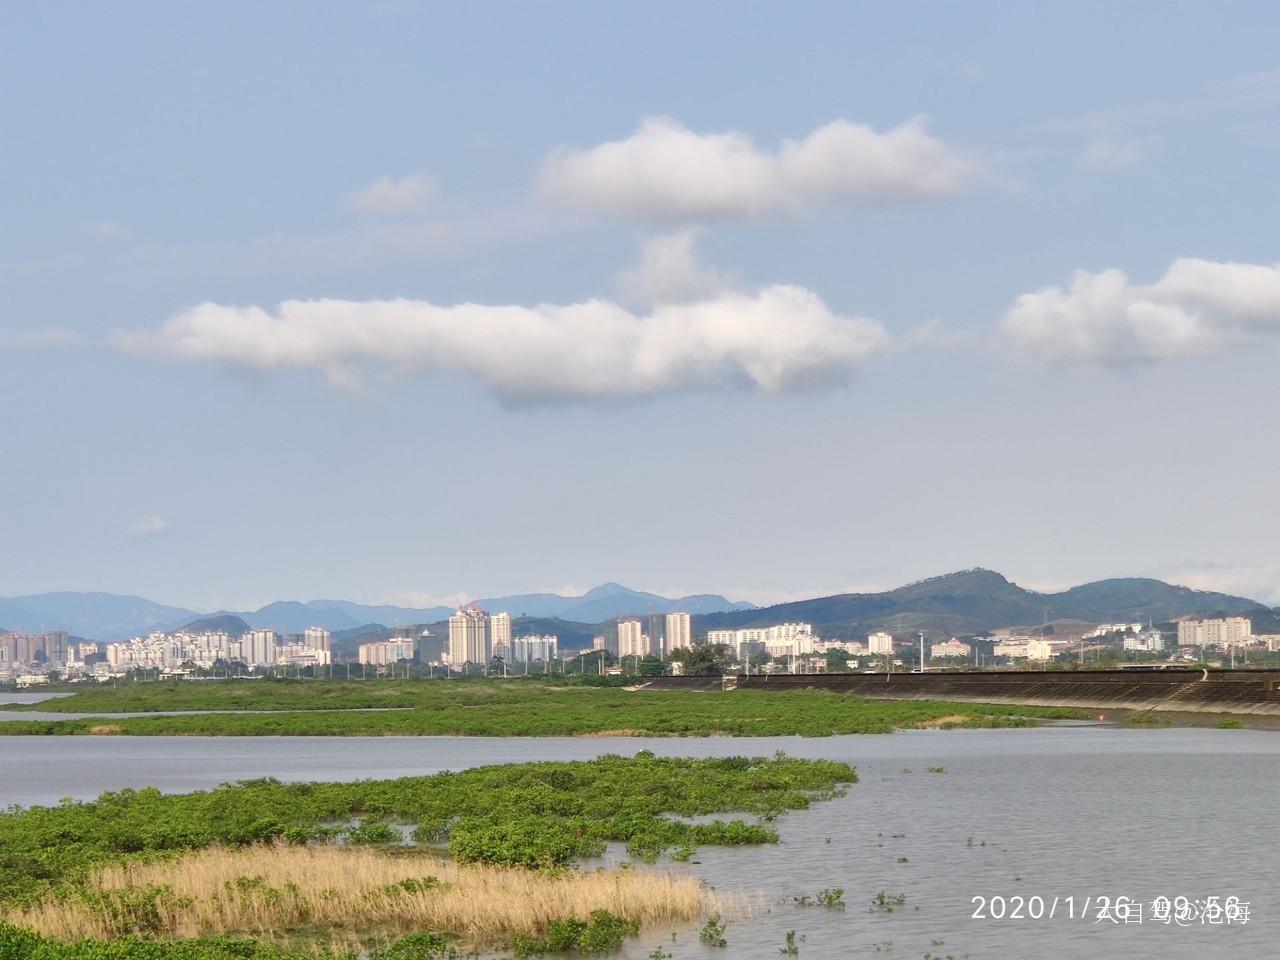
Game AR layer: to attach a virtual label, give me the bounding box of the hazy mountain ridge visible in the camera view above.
[0,584,754,641]
[695,569,1269,638]
[1,571,1267,643]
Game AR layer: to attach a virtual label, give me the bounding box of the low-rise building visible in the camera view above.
[930,638,971,659]
[1123,629,1166,653]
[992,639,1031,659]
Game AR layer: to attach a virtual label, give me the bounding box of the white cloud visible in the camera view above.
[614,230,727,306]
[1082,138,1144,170]
[347,174,436,216]
[1001,258,1280,365]
[116,283,889,405]
[540,116,978,221]
[126,515,170,537]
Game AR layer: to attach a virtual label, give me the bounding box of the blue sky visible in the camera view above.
[3,1,1279,610]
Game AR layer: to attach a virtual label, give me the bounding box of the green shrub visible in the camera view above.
[509,911,637,956]
[346,819,401,845]
[699,913,727,947]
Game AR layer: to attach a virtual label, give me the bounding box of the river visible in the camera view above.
[0,694,1274,959]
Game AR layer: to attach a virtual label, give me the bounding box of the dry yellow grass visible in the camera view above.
[6,843,714,951]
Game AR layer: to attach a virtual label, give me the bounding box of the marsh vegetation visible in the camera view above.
[0,678,1082,737]
[0,753,850,956]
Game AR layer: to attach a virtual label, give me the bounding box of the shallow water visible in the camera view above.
[0,694,1273,958]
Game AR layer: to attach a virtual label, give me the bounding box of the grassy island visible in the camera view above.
[0,678,1082,737]
[0,753,852,958]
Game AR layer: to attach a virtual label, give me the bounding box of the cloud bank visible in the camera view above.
[1001,258,1280,365]
[541,116,977,220]
[118,285,889,405]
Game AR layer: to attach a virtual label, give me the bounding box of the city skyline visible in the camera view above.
[3,3,1280,610]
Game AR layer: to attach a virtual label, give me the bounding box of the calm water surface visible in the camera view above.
[0,693,1274,959]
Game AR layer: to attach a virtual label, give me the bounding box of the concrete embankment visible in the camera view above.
[639,670,1280,716]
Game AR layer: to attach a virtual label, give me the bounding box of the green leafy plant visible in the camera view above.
[870,890,907,913]
[699,913,728,947]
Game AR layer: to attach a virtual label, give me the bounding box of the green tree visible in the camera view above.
[824,649,852,673]
[671,643,735,676]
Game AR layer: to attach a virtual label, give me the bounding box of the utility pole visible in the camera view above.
[919,632,926,673]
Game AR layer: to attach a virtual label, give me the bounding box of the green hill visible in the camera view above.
[693,569,1266,639]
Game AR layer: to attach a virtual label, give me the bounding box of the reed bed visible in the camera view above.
[5,843,713,950]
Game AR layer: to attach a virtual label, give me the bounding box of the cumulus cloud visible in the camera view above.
[347,174,436,216]
[116,283,889,405]
[614,230,728,306]
[126,515,170,537]
[540,116,977,221]
[1001,258,1280,365]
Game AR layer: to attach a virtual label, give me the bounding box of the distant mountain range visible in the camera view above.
[1,570,1274,643]
[696,569,1274,638]
[0,582,755,641]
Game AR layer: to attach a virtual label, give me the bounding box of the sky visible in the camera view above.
[3,1,1280,610]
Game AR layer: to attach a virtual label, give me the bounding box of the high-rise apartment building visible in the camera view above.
[42,631,70,665]
[448,606,492,667]
[868,631,894,655]
[647,614,667,656]
[242,629,280,666]
[358,638,414,665]
[1177,617,1253,647]
[490,612,512,661]
[617,617,648,657]
[303,626,331,653]
[665,612,692,654]
[511,634,558,662]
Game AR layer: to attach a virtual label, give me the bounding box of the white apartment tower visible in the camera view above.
[617,617,648,657]
[1177,617,1253,648]
[868,631,894,655]
[448,606,492,667]
[303,626,331,653]
[511,635,558,662]
[490,612,512,661]
[665,612,692,654]
[242,629,280,666]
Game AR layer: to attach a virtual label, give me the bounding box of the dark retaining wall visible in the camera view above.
[639,670,1280,715]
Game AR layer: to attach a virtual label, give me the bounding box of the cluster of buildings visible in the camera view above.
[106,626,332,672]
[7,606,1279,684]
[0,625,333,683]
[445,606,560,667]
[0,631,96,683]
[705,622,815,660]
[617,613,692,658]
[357,628,422,666]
